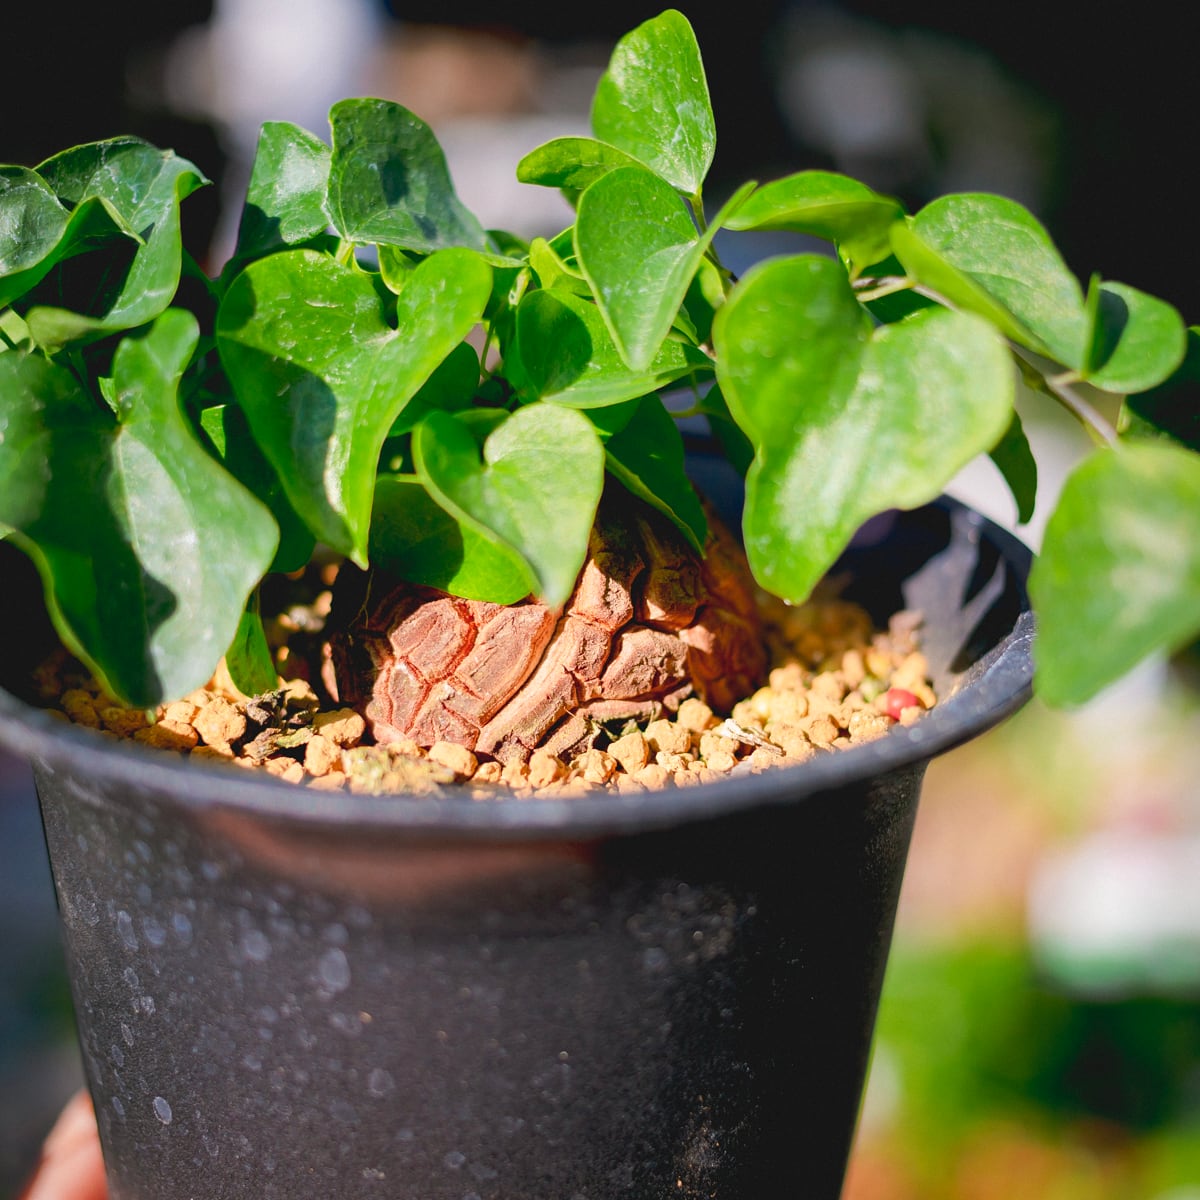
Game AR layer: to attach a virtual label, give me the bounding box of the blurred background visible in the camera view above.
[3,1,1198,1196]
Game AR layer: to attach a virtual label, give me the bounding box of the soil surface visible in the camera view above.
[32,566,936,798]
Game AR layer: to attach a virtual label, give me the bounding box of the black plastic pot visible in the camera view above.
[0,493,1033,1200]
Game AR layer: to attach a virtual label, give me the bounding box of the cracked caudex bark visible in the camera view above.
[327,492,768,764]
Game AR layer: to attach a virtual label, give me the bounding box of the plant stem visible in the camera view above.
[1033,362,1119,447]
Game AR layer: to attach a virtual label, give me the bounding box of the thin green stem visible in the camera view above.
[334,240,356,267]
[0,322,17,352]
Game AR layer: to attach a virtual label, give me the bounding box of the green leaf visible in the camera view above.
[0,312,278,707]
[576,166,748,371]
[1029,441,1200,706]
[369,474,532,603]
[513,286,711,407]
[590,9,715,195]
[516,137,643,192]
[988,409,1038,525]
[413,404,604,606]
[230,121,331,264]
[25,138,209,347]
[892,193,1088,367]
[723,171,905,276]
[224,594,279,697]
[198,403,316,573]
[1120,326,1200,452]
[714,254,1014,601]
[0,168,131,308]
[217,246,492,565]
[1081,279,1186,394]
[386,340,480,435]
[603,394,707,551]
[696,382,754,477]
[326,98,489,253]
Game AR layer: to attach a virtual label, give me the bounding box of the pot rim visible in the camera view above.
[0,496,1035,843]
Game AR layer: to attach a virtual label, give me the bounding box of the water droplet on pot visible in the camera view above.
[240,929,272,962]
[642,946,668,971]
[444,1150,466,1169]
[153,1096,172,1125]
[171,913,193,944]
[142,916,166,947]
[111,1096,125,1117]
[367,1068,394,1097]
[318,947,351,993]
[117,911,138,951]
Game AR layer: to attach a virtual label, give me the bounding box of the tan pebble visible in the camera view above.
[427,741,478,779]
[698,730,740,761]
[804,714,840,746]
[472,760,504,785]
[193,697,247,751]
[810,672,846,702]
[644,719,691,756]
[691,767,721,785]
[615,773,646,794]
[190,744,235,762]
[830,736,854,750]
[847,709,891,742]
[280,761,305,784]
[747,687,776,722]
[304,734,343,777]
[912,683,937,709]
[675,698,715,734]
[865,647,894,679]
[655,751,693,772]
[575,748,617,785]
[161,700,200,725]
[133,720,199,751]
[502,759,531,789]
[768,662,807,691]
[61,689,100,728]
[528,749,565,788]
[633,763,670,790]
[608,731,649,774]
[765,689,809,725]
[730,700,764,729]
[100,705,150,736]
[899,705,925,727]
[746,746,783,771]
[777,732,816,762]
[841,649,866,689]
[281,678,320,712]
[184,688,213,708]
[673,769,700,788]
[308,771,347,791]
[890,652,929,693]
[312,708,366,747]
[703,749,737,773]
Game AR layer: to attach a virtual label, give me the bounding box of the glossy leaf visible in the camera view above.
[326,98,489,253]
[1030,441,1200,705]
[0,168,131,308]
[516,137,642,192]
[513,286,711,407]
[369,474,532,603]
[892,193,1088,367]
[1082,280,1186,394]
[230,121,331,264]
[988,410,1038,525]
[198,403,316,573]
[603,394,707,551]
[26,139,209,347]
[414,405,604,606]
[723,171,905,275]
[576,166,749,371]
[386,340,480,435]
[224,594,279,697]
[714,254,1014,601]
[0,312,278,707]
[590,9,714,195]
[217,246,492,565]
[1120,326,1200,452]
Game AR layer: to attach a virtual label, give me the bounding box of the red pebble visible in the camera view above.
[883,688,920,721]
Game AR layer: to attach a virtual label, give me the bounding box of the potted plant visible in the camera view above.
[0,9,1196,1198]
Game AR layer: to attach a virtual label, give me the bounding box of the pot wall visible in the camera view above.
[35,754,925,1200]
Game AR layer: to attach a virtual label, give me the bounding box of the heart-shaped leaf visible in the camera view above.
[369,474,533,603]
[1081,280,1186,394]
[891,193,1088,367]
[25,138,209,347]
[1120,327,1200,452]
[230,121,332,265]
[0,168,131,308]
[224,594,279,697]
[217,246,492,565]
[326,98,489,253]
[0,311,278,707]
[723,171,905,275]
[603,394,707,551]
[413,405,604,606]
[516,137,643,192]
[1029,441,1200,705]
[988,409,1038,525]
[714,254,1014,600]
[590,9,715,196]
[575,165,749,371]
[514,286,711,407]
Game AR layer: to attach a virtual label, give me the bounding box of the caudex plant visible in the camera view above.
[1,8,1198,766]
